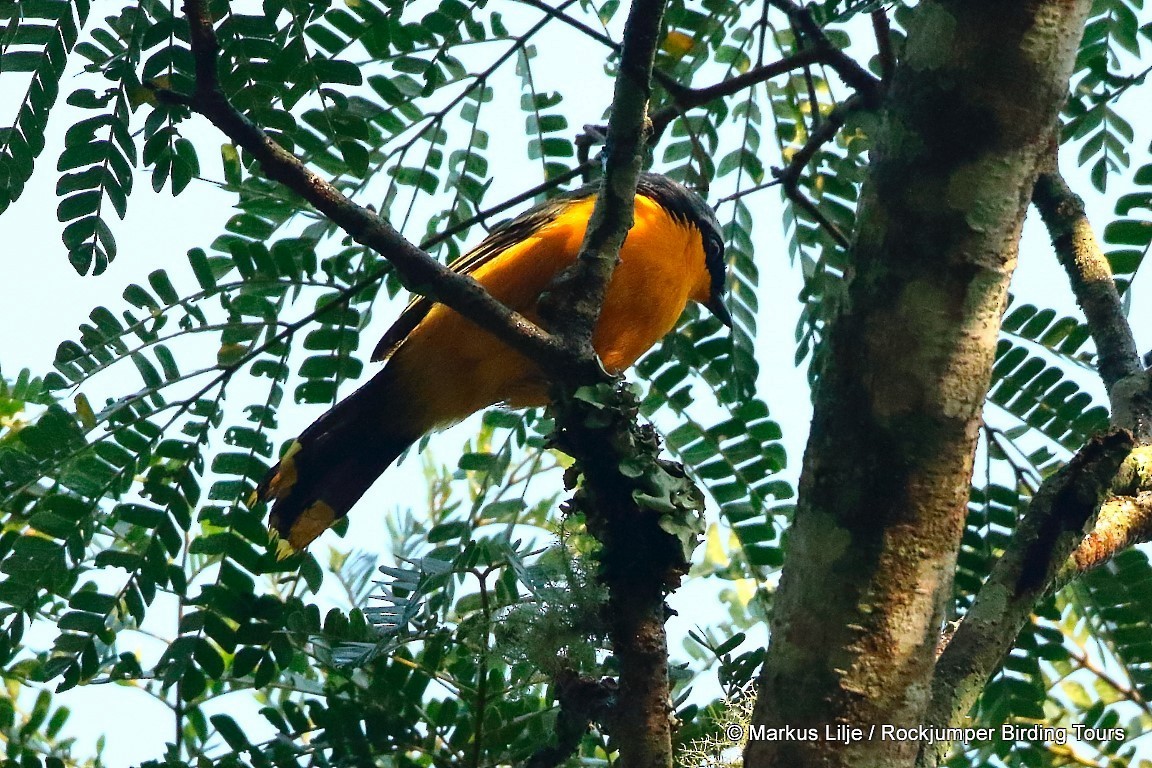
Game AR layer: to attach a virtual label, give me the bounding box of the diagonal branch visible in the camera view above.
[537,0,666,356]
[773,93,865,184]
[649,48,827,137]
[922,430,1137,766]
[1054,443,1152,580]
[1063,489,1152,578]
[771,93,865,248]
[712,94,866,210]
[1031,160,1152,441]
[871,8,896,83]
[429,162,594,248]
[178,0,573,372]
[921,165,1152,765]
[767,0,883,105]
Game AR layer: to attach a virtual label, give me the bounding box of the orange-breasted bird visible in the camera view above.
[255,173,729,553]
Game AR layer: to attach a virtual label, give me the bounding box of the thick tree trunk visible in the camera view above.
[745,3,1092,767]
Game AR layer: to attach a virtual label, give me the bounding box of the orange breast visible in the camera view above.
[386,194,710,432]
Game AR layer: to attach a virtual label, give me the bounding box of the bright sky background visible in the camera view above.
[2,1,1151,765]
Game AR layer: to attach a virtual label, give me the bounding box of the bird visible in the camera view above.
[254,173,730,554]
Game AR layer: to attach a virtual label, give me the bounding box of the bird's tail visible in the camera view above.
[252,371,416,556]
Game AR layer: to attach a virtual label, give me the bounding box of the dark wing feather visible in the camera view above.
[370,186,595,361]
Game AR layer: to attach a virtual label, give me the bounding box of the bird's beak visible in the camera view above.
[707,296,733,328]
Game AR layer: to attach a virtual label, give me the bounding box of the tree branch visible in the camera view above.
[768,93,864,248]
[656,49,824,109]
[920,162,1152,763]
[1031,161,1152,441]
[871,8,896,83]
[649,48,826,137]
[766,0,883,105]
[537,0,666,356]
[1052,444,1152,579]
[177,0,574,372]
[525,670,616,768]
[1063,489,1152,577]
[923,430,1136,766]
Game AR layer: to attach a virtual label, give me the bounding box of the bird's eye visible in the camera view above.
[705,231,725,261]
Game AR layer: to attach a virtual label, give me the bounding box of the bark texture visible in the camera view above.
[1031,167,1152,440]
[746,3,1093,767]
[923,430,1134,768]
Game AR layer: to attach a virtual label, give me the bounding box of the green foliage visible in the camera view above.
[955,483,1019,615]
[1064,0,1147,192]
[0,686,96,768]
[1075,550,1152,703]
[638,312,792,575]
[1,1,1151,766]
[1103,145,1152,294]
[766,61,870,373]
[517,46,572,180]
[0,0,91,216]
[990,301,1110,453]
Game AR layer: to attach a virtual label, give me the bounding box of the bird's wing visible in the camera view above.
[370,188,590,362]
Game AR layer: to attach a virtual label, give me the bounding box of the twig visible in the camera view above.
[774,93,861,188]
[1031,159,1152,441]
[423,162,593,250]
[511,0,702,115]
[715,178,783,206]
[923,430,1136,765]
[648,1,886,136]
[1067,638,1152,717]
[566,0,880,148]
[770,93,864,248]
[766,0,882,104]
[789,189,849,248]
[649,48,825,138]
[516,0,616,50]
[871,8,895,82]
[792,17,823,130]
[550,382,702,768]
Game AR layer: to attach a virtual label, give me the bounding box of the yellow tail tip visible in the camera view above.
[258,441,304,508]
[266,500,336,559]
[274,537,297,561]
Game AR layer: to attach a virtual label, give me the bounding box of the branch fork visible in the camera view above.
[922,152,1152,764]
